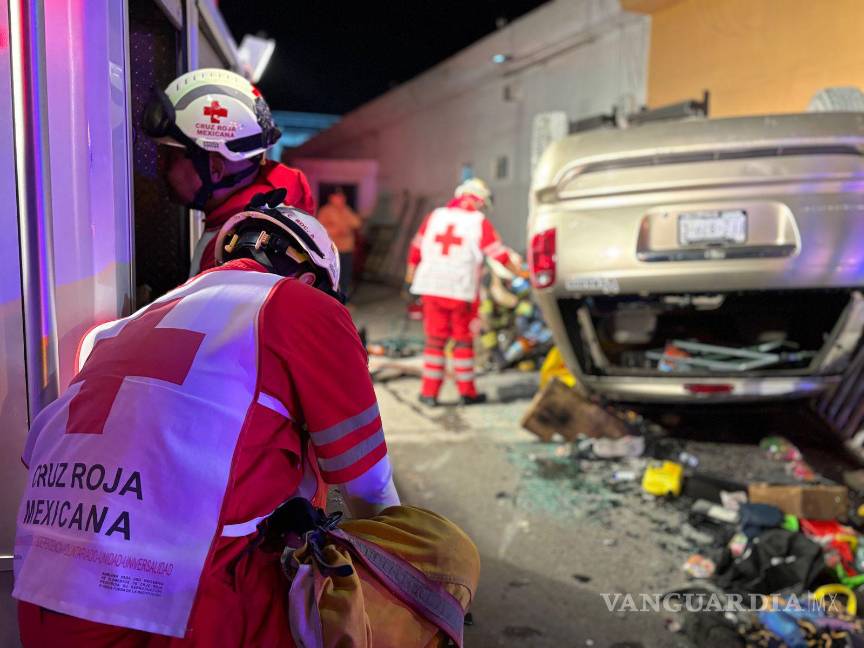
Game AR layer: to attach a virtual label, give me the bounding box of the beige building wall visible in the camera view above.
[626,0,864,116]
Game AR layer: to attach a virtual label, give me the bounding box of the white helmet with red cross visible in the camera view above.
[145,68,280,162]
[454,177,492,207]
[215,189,342,296]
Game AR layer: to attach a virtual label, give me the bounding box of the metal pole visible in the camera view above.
[184,0,206,265]
[9,0,61,421]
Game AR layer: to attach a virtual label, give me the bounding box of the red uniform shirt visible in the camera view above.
[18,258,387,647]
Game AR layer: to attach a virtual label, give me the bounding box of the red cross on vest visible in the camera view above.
[66,298,205,435]
[434,224,463,256]
[203,100,228,124]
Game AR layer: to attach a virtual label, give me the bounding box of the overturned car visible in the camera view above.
[528,113,864,404]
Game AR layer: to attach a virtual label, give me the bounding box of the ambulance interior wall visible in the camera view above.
[2,1,139,642]
[0,0,28,640]
[130,1,188,304]
[44,0,136,390]
[291,0,649,276]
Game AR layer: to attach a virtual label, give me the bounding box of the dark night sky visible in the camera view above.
[219,1,549,115]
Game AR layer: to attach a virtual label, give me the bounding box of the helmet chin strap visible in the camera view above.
[186,148,260,210]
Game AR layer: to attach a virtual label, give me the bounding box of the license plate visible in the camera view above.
[678,210,747,246]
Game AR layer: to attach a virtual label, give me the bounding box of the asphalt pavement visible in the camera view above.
[355,285,686,648]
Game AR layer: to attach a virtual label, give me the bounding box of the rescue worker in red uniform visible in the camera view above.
[406,178,518,406]
[14,188,399,647]
[142,68,315,276]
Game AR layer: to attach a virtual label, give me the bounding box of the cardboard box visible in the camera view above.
[520,378,629,442]
[748,483,848,520]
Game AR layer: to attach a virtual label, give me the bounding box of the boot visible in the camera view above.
[418,394,438,407]
[459,393,487,406]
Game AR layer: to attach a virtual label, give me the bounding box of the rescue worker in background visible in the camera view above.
[317,187,363,296]
[143,68,315,276]
[406,178,520,406]
[14,188,399,647]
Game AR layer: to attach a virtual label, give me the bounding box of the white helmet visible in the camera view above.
[454,178,492,207]
[215,189,341,297]
[143,68,280,162]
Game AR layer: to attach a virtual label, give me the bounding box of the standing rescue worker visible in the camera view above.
[142,68,315,276]
[407,178,517,406]
[317,187,363,296]
[13,189,399,647]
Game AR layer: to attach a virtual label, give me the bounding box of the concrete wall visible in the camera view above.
[633,0,864,116]
[291,0,650,257]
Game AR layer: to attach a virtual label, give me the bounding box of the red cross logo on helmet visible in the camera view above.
[203,100,228,124]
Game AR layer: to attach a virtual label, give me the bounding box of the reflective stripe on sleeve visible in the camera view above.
[312,403,381,446]
[317,427,385,473]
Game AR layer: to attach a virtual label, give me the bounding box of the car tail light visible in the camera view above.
[529,229,556,289]
[684,383,734,395]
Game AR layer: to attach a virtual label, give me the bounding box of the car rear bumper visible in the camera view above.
[577,374,838,403]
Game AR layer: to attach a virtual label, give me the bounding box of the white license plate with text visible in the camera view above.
[678,210,747,246]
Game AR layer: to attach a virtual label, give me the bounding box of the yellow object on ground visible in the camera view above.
[539,346,576,389]
[288,506,480,648]
[642,461,684,497]
[813,584,857,616]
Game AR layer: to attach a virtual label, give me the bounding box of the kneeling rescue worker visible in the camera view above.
[13,190,479,647]
[407,178,519,406]
[143,68,315,276]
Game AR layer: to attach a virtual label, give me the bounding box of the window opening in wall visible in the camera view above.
[494,155,510,181]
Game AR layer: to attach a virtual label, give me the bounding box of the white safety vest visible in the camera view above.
[410,207,484,302]
[13,269,282,637]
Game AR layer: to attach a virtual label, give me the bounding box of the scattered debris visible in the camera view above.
[760,435,803,462]
[692,499,739,525]
[683,554,716,579]
[642,461,684,497]
[681,522,715,546]
[521,378,630,441]
[572,573,592,583]
[720,490,748,512]
[678,451,700,468]
[843,469,864,493]
[478,260,553,372]
[748,483,848,520]
[665,618,683,633]
[592,435,646,459]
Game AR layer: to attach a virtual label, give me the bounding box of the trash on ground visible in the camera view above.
[843,469,864,493]
[642,461,684,497]
[748,483,848,520]
[692,498,740,525]
[720,490,748,512]
[520,378,630,442]
[591,435,645,459]
[682,554,716,579]
[760,435,803,462]
[678,451,699,468]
